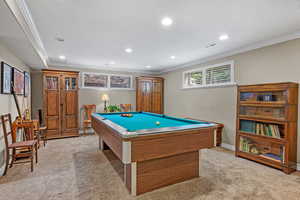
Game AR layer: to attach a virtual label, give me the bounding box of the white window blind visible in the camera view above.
[205,64,231,85]
[185,71,203,86]
[182,61,235,89]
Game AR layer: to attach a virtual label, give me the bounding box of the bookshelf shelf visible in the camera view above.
[236,151,284,170]
[239,116,286,124]
[240,101,286,106]
[239,131,286,144]
[236,82,298,174]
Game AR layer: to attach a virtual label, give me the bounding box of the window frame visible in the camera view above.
[182,60,235,89]
[81,72,134,90]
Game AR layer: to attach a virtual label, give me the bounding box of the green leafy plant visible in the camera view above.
[106,104,121,112]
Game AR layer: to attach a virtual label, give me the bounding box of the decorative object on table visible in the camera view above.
[110,75,132,89]
[106,104,121,113]
[120,113,133,117]
[13,67,24,95]
[120,104,132,112]
[83,104,96,134]
[1,62,13,94]
[82,72,108,89]
[101,94,110,112]
[24,71,30,97]
[24,109,30,120]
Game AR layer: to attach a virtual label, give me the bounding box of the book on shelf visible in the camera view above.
[240,120,281,139]
[259,153,282,162]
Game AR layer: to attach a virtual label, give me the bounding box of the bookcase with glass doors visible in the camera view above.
[236,82,298,174]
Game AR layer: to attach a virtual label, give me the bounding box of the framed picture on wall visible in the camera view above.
[110,75,132,89]
[24,71,30,97]
[13,67,24,95]
[1,62,13,94]
[82,72,108,89]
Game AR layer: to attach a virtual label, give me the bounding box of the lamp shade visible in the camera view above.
[101,94,110,101]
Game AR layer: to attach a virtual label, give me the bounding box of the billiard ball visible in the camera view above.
[156,121,160,125]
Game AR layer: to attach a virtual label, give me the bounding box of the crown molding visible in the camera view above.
[160,31,300,74]
[4,0,48,68]
[47,62,160,75]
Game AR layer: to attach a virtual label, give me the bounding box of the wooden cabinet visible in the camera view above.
[42,69,79,139]
[136,76,164,114]
[236,82,298,174]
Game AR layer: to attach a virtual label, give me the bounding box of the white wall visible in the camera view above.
[0,42,31,175]
[162,38,300,162]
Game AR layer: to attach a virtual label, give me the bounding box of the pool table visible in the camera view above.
[92,112,217,195]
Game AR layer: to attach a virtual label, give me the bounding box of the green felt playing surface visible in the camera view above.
[98,112,212,132]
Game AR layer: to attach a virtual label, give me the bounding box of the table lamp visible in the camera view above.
[101,94,110,112]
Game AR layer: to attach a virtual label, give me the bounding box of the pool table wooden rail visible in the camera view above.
[92,114,218,195]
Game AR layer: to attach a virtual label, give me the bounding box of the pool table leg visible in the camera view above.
[198,150,202,176]
[99,136,104,150]
[131,162,137,196]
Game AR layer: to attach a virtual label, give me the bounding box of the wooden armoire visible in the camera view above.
[136,76,164,114]
[42,69,79,139]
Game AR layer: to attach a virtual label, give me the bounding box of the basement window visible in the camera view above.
[182,61,235,89]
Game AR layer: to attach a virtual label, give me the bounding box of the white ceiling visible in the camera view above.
[0,1,43,67]
[2,0,300,73]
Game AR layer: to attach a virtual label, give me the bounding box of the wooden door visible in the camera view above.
[152,79,163,114]
[137,79,152,112]
[43,74,60,138]
[61,74,79,136]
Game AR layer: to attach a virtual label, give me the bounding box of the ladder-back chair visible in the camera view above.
[1,114,38,172]
[120,104,132,112]
[83,104,96,134]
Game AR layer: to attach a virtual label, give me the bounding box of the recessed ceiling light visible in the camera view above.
[161,17,173,26]
[125,48,133,53]
[145,65,152,69]
[56,37,64,42]
[170,56,176,59]
[219,34,229,41]
[109,61,116,65]
[59,55,66,60]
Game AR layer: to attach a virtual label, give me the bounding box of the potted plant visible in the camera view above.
[106,104,121,113]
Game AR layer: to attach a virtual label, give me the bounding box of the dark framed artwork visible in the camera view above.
[13,68,24,95]
[24,71,30,97]
[1,62,13,94]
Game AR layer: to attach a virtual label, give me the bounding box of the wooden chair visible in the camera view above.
[83,104,96,134]
[120,104,132,112]
[1,114,38,172]
[33,119,47,147]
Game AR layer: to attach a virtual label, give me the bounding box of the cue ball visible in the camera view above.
[156,121,160,125]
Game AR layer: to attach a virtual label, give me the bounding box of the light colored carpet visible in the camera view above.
[0,135,300,200]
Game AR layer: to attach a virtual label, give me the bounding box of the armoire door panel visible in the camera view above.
[152,81,163,114]
[47,91,59,116]
[65,116,77,129]
[65,91,77,115]
[140,80,152,112]
[47,117,59,130]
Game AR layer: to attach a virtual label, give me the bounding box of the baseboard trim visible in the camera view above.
[221,143,235,151]
[79,129,95,135]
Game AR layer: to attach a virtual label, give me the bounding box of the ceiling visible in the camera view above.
[0,0,43,67]
[2,0,300,73]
